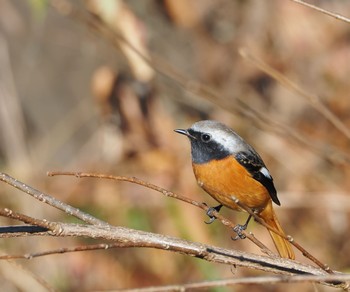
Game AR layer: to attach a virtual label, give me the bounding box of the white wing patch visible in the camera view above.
[259,167,272,179]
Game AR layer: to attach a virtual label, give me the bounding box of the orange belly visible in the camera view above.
[193,156,270,212]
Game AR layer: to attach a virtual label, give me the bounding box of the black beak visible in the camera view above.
[174,129,196,140]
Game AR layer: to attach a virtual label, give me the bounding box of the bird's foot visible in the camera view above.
[231,215,252,240]
[231,224,247,240]
[204,204,223,224]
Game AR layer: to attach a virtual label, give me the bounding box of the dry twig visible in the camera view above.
[0,172,108,226]
[48,171,333,275]
[0,171,349,290]
[290,0,350,24]
[230,196,333,274]
[46,171,276,257]
[0,219,333,278]
[239,49,350,141]
[122,274,350,292]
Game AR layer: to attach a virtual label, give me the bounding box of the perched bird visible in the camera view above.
[175,120,294,259]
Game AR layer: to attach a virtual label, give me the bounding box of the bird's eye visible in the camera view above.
[201,133,211,142]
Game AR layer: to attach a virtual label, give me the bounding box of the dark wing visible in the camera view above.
[235,151,280,206]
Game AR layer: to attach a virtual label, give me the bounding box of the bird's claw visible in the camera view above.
[205,216,216,225]
[231,214,252,240]
[204,204,222,224]
[231,223,248,240]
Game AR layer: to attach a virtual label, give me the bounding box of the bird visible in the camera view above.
[175,120,295,259]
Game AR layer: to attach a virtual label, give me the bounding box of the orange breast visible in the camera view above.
[193,156,270,212]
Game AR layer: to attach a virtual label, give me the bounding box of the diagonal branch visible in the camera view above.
[0,172,108,226]
[290,0,350,24]
[0,221,331,277]
[0,172,349,289]
[47,171,335,275]
[47,171,275,256]
[239,48,350,141]
[230,196,333,274]
[121,274,350,291]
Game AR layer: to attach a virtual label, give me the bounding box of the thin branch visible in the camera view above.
[0,208,52,230]
[47,171,275,257]
[290,0,350,24]
[0,221,347,289]
[0,172,108,226]
[47,171,334,275]
[191,177,333,274]
[0,221,330,277]
[1,172,348,289]
[230,196,333,274]
[235,98,350,164]
[122,274,350,292]
[239,48,350,141]
[0,243,119,260]
[1,242,346,290]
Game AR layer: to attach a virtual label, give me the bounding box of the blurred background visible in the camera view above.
[0,0,350,291]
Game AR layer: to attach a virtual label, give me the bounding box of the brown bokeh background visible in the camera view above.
[1,0,350,291]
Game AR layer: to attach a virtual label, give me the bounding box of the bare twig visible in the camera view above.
[1,221,347,288]
[1,241,347,291]
[0,172,108,226]
[0,221,331,277]
[0,243,118,260]
[122,274,350,292]
[187,176,333,274]
[47,170,275,257]
[47,171,335,275]
[235,98,350,164]
[290,0,350,24]
[230,196,333,274]
[0,208,52,230]
[239,48,350,141]
[0,221,348,289]
[0,172,348,289]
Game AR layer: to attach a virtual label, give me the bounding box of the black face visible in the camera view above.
[187,129,230,164]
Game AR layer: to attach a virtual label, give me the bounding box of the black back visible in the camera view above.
[235,151,280,205]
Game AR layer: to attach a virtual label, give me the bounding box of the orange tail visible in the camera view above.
[260,201,295,259]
